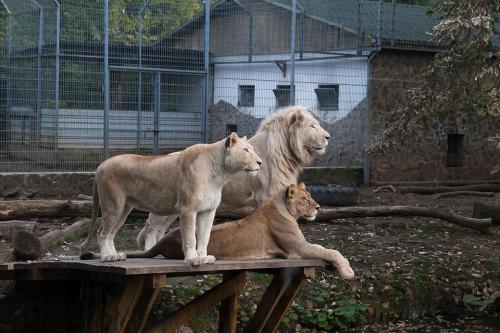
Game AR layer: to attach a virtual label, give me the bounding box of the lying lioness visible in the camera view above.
[125,183,354,280]
[80,132,262,264]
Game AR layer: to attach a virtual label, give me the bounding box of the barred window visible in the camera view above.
[238,85,255,107]
[273,85,291,107]
[315,84,339,110]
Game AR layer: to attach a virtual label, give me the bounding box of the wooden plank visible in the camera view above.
[145,271,246,333]
[106,276,145,333]
[244,273,286,333]
[218,272,241,333]
[0,258,326,278]
[125,286,162,333]
[244,267,311,333]
[262,268,309,332]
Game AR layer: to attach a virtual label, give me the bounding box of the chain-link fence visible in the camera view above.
[0,0,437,172]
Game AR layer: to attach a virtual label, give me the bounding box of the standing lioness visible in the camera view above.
[124,183,355,280]
[80,132,262,264]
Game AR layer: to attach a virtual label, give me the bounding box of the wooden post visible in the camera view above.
[146,271,246,333]
[218,272,241,333]
[245,267,313,333]
[126,275,167,333]
[84,276,146,333]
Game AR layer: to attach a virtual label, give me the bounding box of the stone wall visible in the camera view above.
[368,50,500,182]
[209,100,366,167]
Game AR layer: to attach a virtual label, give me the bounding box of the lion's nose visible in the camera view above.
[257,160,262,167]
[315,204,320,210]
[325,133,331,140]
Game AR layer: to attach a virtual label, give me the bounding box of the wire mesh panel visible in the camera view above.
[0,0,439,173]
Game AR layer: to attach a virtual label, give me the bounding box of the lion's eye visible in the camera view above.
[243,148,250,152]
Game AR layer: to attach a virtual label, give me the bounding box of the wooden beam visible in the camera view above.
[245,267,311,333]
[145,272,246,333]
[218,272,241,333]
[262,268,309,332]
[84,276,145,333]
[125,275,166,333]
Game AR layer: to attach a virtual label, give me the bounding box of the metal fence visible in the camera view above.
[0,0,436,172]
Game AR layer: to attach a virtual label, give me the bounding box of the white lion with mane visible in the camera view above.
[138,105,331,249]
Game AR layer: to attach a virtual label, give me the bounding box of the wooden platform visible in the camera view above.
[0,258,327,333]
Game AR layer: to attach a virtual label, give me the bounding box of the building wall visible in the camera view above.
[213,53,368,123]
[368,50,500,182]
[168,0,357,56]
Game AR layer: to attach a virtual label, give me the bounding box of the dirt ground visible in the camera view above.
[0,187,499,332]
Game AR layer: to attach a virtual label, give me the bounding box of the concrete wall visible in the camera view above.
[368,50,500,182]
[209,99,366,167]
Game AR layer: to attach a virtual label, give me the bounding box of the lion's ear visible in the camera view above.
[286,184,297,199]
[289,111,304,125]
[298,182,306,190]
[225,132,239,148]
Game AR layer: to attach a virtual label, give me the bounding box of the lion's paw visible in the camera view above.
[200,255,216,264]
[101,252,126,262]
[185,256,202,267]
[337,259,355,280]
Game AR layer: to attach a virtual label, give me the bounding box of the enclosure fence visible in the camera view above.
[0,0,436,172]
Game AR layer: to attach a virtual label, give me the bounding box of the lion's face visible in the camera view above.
[289,109,330,155]
[286,183,320,221]
[225,132,262,176]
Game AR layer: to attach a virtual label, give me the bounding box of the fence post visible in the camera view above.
[137,0,150,150]
[202,0,210,143]
[153,72,160,154]
[357,0,362,55]
[54,0,61,149]
[31,0,44,142]
[390,0,396,46]
[103,0,110,159]
[289,0,296,106]
[5,5,12,144]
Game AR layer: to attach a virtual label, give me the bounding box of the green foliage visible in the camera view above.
[108,0,202,45]
[60,0,202,45]
[293,298,368,331]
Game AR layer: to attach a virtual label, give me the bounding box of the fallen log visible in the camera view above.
[13,230,43,261]
[473,202,500,225]
[0,200,148,221]
[435,191,496,199]
[0,220,37,241]
[216,206,491,233]
[12,218,97,261]
[39,218,94,249]
[398,184,500,195]
[0,200,92,221]
[317,206,491,233]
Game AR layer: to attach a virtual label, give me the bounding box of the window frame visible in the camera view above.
[238,85,255,107]
[315,84,339,110]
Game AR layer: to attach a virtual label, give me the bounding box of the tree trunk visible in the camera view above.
[0,200,148,221]
[39,218,95,249]
[0,200,92,221]
[216,206,491,233]
[398,184,500,194]
[317,206,491,233]
[435,191,495,199]
[473,202,500,225]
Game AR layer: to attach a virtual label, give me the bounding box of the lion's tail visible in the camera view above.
[79,181,99,254]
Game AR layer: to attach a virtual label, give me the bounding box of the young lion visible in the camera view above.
[80,132,262,264]
[126,183,355,280]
